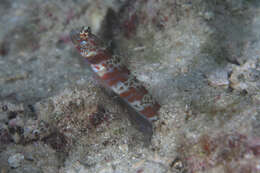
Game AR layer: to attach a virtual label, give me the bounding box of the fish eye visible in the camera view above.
[80,26,91,34]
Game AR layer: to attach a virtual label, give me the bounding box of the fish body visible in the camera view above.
[70,26,160,122]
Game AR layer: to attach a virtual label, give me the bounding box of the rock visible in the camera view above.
[200,11,215,21]
[133,160,167,173]
[8,153,24,168]
[207,68,230,87]
[229,59,260,93]
[99,166,114,173]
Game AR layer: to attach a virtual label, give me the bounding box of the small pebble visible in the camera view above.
[99,166,114,173]
[203,11,214,20]
[207,69,229,87]
[8,153,24,168]
[119,144,128,152]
